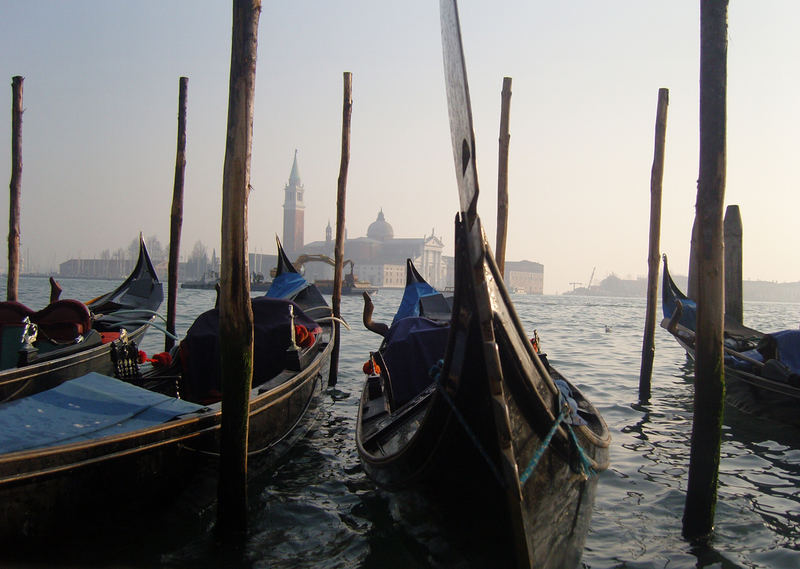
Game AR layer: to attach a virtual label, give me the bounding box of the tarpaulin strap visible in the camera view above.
[429,359,506,488]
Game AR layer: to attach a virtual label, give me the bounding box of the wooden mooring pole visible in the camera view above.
[217,0,260,539]
[328,71,352,388]
[495,76,512,276]
[166,76,188,352]
[683,0,728,543]
[638,88,669,402]
[7,76,23,302]
[688,219,700,301]
[724,205,742,325]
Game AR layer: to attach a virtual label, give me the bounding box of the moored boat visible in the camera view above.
[0,235,162,402]
[355,4,610,566]
[660,255,800,427]
[0,238,335,543]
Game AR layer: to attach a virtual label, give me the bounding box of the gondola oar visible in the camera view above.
[439,0,531,562]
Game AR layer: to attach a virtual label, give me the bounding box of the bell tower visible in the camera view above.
[282,149,305,255]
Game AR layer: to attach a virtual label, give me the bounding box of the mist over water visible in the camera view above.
[3,278,800,568]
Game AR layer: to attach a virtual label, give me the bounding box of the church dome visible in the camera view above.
[367,210,394,241]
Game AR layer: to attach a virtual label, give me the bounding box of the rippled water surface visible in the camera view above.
[5,277,800,568]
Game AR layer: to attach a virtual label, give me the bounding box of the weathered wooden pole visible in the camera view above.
[683,0,728,543]
[217,0,260,538]
[688,219,700,300]
[495,76,512,276]
[166,76,188,352]
[724,204,742,325]
[328,71,352,388]
[7,76,23,302]
[638,88,669,402]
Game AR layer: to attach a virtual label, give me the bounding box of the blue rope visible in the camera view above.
[566,420,597,479]
[519,399,597,485]
[519,406,567,484]
[429,359,597,489]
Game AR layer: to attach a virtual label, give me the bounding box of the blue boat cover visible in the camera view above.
[392,281,439,325]
[761,329,800,374]
[265,272,310,300]
[663,294,697,332]
[725,348,764,370]
[0,372,203,454]
[382,317,449,406]
[179,296,321,402]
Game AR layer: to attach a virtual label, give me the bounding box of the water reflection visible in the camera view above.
[2,281,799,568]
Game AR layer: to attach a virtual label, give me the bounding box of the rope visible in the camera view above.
[110,320,180,341]
[429,359,506,488]
[519,405,568,484]
[519,397,597,485]
[565,420,597,479]
[94,308,168,324]
[428,359,597,489]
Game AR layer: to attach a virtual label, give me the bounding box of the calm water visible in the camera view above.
[4,277,800,568]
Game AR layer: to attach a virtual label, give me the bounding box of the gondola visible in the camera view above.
[0,235,162,402]
[0,239,335,542]
[355,3,611,567]
[660,255,800,427]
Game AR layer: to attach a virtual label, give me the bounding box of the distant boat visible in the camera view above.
[181,279,271,291]
[181,280,217,290]
[314,274,378,296]
[288,254,377,295]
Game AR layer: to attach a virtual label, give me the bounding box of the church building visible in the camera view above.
[282,149,305,257]
[301,210,447,290]
[267,151,541,293]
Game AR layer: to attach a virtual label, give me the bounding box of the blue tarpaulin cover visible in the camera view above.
[0,372,203,454]
[763,329,800,374]
[382,317,449,406]
[265,272,310,300]
[392,281,439,325]
[663,294,697,332]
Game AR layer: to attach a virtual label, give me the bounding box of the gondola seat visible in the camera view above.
[0,301,36,325]
[31,300,93,343]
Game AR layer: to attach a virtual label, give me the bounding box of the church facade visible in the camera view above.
[301,210,447,290]
[273,152,540,293]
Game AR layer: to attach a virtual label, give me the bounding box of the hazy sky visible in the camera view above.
[1,1,798,294]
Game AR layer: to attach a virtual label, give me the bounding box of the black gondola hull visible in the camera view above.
[0,236,162,402]
[357,216,610,569]
[0,330,332,544]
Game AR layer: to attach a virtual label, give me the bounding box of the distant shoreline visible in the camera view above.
[564,274,800,303]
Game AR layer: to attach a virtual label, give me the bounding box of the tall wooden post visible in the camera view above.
[639,88,669,402]
[724,205,742,325]
[683,0,728,543]
[166,76,188,352]
[328,71,352,388]
[217,0,260,538]
[7,76,23,302]
[495,76,512,276]
[688,219,700,300]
